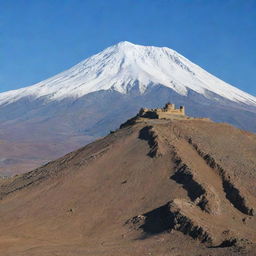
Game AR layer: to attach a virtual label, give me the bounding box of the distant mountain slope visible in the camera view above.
[0,115,256,255]
[0,42,255,175]
[1,41,255,105]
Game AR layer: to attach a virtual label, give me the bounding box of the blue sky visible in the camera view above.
[0,0,255,95]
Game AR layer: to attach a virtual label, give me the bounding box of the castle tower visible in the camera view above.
[164,103,175,111]
[180,106,185,115]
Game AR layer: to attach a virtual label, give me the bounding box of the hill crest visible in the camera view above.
[0,114,255,255]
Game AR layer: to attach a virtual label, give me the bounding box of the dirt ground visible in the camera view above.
[0,117,255,255]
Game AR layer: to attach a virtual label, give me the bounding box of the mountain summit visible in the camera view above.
[0,42,256,175]
[0,41,255,106]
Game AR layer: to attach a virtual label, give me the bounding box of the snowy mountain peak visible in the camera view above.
[116,41,135,47]
[0,41,256,106]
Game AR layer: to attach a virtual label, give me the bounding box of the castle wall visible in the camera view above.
[139,103,185,119]
[157,111,185,119]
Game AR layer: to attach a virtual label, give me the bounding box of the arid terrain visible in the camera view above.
[0,114,255,255]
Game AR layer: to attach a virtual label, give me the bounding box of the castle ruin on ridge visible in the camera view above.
[138,103,185,119]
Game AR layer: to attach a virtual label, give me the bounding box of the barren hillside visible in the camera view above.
[0,115,255,255]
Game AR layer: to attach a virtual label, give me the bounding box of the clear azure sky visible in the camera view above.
[0,0,255,95]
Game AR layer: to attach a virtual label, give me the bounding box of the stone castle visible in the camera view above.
[138,103,185,119]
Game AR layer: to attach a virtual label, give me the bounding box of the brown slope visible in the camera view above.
[0,134,94,176]
[0,116,256,256]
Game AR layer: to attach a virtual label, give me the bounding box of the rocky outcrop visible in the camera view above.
[171,153,222,216]
[187,137,255,216]
[138,126,164,157]
[127,122,256,249]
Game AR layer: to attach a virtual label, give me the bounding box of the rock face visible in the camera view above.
[0,113,256,255]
